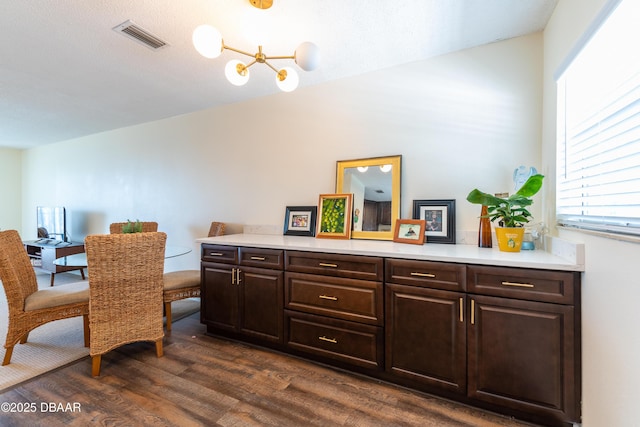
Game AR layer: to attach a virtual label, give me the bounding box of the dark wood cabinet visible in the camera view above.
[467,295,577,423]
[386,283,467,395]
[284,251,384,370]
[385,259,468,395]
[467,266,581,424]
[201,243,581,426]
[385,259,581,425]
[201,245,284,344]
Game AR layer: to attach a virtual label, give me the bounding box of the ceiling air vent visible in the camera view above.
[113,20,168,50]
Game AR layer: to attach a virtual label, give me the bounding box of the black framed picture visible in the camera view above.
[283,206,317,237]
[412,199,456,244]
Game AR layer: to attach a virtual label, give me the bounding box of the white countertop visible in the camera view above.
[197,234,585,272]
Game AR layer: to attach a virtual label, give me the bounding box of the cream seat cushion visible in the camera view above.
[163,270,200,291]
[24,281,89,311]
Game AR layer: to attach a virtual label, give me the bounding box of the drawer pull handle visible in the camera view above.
[501,281,534,288]
[459,297,464,323]
[471,299,475,325]
[250,256,266,261]
[319,336,337,344]
[410,272,436,278]
[319,295,338,301]
[319,263,338,268]
[209,252,224,256]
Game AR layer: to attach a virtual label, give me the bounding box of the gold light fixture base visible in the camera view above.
[250,0,273,9]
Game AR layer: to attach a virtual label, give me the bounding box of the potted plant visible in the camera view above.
[466,174,544,252]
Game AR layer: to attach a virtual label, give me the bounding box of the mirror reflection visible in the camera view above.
[336,155,401,240]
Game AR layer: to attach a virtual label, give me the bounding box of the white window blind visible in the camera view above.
[556,0,640,237]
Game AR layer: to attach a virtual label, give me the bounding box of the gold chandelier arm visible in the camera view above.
[222,44,255,58]
[244,59,258,69]
[263,60,279,74]
[264,54,296,60]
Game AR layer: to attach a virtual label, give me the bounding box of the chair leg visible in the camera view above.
[83,314,90,347]
[80,268,86,280]
[19,332,29,344]
[2,346,14,366]
[92,355,102,377]
[164,302,172,332]
[50,273,55,286]
[155,339,163,358]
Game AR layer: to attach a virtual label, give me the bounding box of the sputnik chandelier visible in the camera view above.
[192,0,320,92]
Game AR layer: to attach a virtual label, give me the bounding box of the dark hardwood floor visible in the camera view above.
[0,314,534,427]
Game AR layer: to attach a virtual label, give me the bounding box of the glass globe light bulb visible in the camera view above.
[192,25,223,59]
[275,67,299,92]
[295,42,320,71]
[225,60,250,86]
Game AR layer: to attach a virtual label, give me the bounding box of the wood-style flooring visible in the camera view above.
[0,313,534,427]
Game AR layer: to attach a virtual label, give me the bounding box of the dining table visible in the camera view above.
[53,245,192,268]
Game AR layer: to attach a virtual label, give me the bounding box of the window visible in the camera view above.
[556,0,640,237]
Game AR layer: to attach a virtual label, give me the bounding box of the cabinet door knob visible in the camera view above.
[318,336,337,344]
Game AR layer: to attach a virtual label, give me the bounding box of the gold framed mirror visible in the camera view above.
[336,155,401,240]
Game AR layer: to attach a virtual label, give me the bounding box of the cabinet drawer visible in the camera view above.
[386,259,466,292]
[285,272,383,326]
[285,310,383,370]
[239,247,284,269]
[201,244,238,264]
[285,251,383,281]
[467,265,579,304]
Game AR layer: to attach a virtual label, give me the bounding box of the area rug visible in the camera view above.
[0,271,200,392]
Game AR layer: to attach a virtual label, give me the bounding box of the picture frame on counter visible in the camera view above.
[316,193,353,239]
[412,199,456,244]
[283,206,317,237]
[393,219,426,245]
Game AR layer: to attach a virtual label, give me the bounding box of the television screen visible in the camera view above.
[36,206,66,242]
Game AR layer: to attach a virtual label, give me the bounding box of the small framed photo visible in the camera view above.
[316,194,353,239]
[393,219,426,245]
[283,206,317,237]
[412,199,456,244]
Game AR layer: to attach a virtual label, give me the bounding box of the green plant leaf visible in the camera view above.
[514,174,544,197]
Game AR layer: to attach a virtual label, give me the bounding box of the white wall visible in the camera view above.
[20,33,543,273]
[0,147,22,231]
[543,0,640,425]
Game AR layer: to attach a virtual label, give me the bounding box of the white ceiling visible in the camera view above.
[0,0,558,150]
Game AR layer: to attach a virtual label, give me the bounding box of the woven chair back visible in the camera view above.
[0,230,39,314]
[85,231,167,356]
[208,222,226,237]
[109,221,158,234]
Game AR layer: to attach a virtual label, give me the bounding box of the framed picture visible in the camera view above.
[412,199,456,244]
[283,206,317,237]
[393,219,426,245]
[316,194,353,239]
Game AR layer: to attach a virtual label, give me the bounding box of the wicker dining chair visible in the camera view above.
[109,221,158,234]
[85,231,167,377]
[162,221,226,332]
[0,230,89,366]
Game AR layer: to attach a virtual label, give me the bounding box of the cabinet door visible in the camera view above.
[386,283,466,395]
[468,295,578,422]
[201,262,237,332]
[239,266,284,344]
